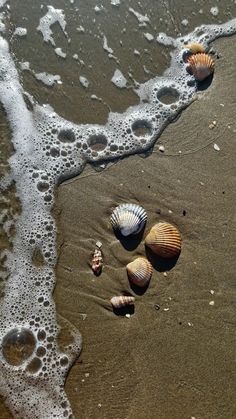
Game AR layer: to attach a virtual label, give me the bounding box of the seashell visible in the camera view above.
[110,203,147,237]
[126,257,153,287]
[110,296,135,309]
[184,42,205,54]
[145,222,182,258]
[187,53,214,81]
[91,248,103,276]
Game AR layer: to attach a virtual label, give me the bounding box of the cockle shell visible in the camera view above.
[187,53,214,81]
[91,248,103,276]
[110,296,135,309]
[184,42,205,54]
[126,257,153,287]
[110,204,147,237]
[145,222,182,258]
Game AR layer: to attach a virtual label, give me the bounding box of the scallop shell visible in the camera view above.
[110,204,147,237]
[110,296,135,309]
[184,42,205,54]
[145,222,182,258]
[91,248,103,276]
[126,257,153,287]
[187,53,214,81]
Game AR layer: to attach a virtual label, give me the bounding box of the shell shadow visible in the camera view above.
[196,73,213,91]
[128,278,150,296]
[145,245,180,272]
[112,304,135,317]
[113,228,145,251]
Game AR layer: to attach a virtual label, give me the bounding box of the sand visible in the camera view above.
[51,36,236,419]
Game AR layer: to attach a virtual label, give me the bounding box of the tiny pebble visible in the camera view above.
[210,290,215,295]
[159,145,165,152]
[168,209,173,214]
[163,272,167,277]
[209,300,215,306]
[85,373,90,378]
[96,241,102,248]
[163,308,169,312]
[213,143,220,151]
[125,313,131,318]
[188,322,193,327]
[209,120,217,129]
[98,403,102,408]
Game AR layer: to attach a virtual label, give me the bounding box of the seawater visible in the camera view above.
[0,1,236,417]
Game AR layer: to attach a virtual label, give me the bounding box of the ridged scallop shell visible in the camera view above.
[184,42,205,54]
[187,53,214,81]
[110,296,135,309]
[145,222,182,258]
[110,204,147,237]
[126,257,153,287]
[91,248,103,276]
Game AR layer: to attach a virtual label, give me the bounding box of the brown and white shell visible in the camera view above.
[110,296,135,309]
[145,222,182,258]
[187,53,214,81]
[91,248,103,276]
[126,257,153,287]
[184,42,205,54]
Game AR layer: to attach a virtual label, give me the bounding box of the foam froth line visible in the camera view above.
[0,16,236,418]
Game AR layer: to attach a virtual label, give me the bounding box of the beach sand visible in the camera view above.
[53,36,236,419]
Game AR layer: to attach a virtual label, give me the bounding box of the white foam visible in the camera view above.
[37,6,67,46]
[13,27,27,37]
[129,8,150,26]
[111,69,127,88]
[35,72,61,86]
[103,35,113,54]
[0,0,7,8]
[210,6,219,17]
[79,75,89,88]
[144,32,154,42]
[55,47,67,58]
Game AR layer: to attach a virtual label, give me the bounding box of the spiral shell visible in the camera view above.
[126,257,153,287]
[110,296,135,309]
[187,53,214,81]
[184,42,205,54]
[110,204,147,237]
[91,248,103,276]
[145,222,182,258]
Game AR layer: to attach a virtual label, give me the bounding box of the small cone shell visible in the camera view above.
[145,222,182,258]
[91,248,103,276]
[187,53,214,81]
[184,42,205,54]
[126,257,153,287]
[110,296,135,309]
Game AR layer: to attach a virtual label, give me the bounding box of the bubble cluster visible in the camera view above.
[0,16,236,419]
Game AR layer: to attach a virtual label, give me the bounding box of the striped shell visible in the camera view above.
[184,42,205,54]
[187,53,214,81]
[91,248,103,276]
[126,257,153,287]
[145,222,182,258]
[110,204,147,237]
[110,296,135,309]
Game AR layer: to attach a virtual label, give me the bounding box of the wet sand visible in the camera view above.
[53,36,236,419]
